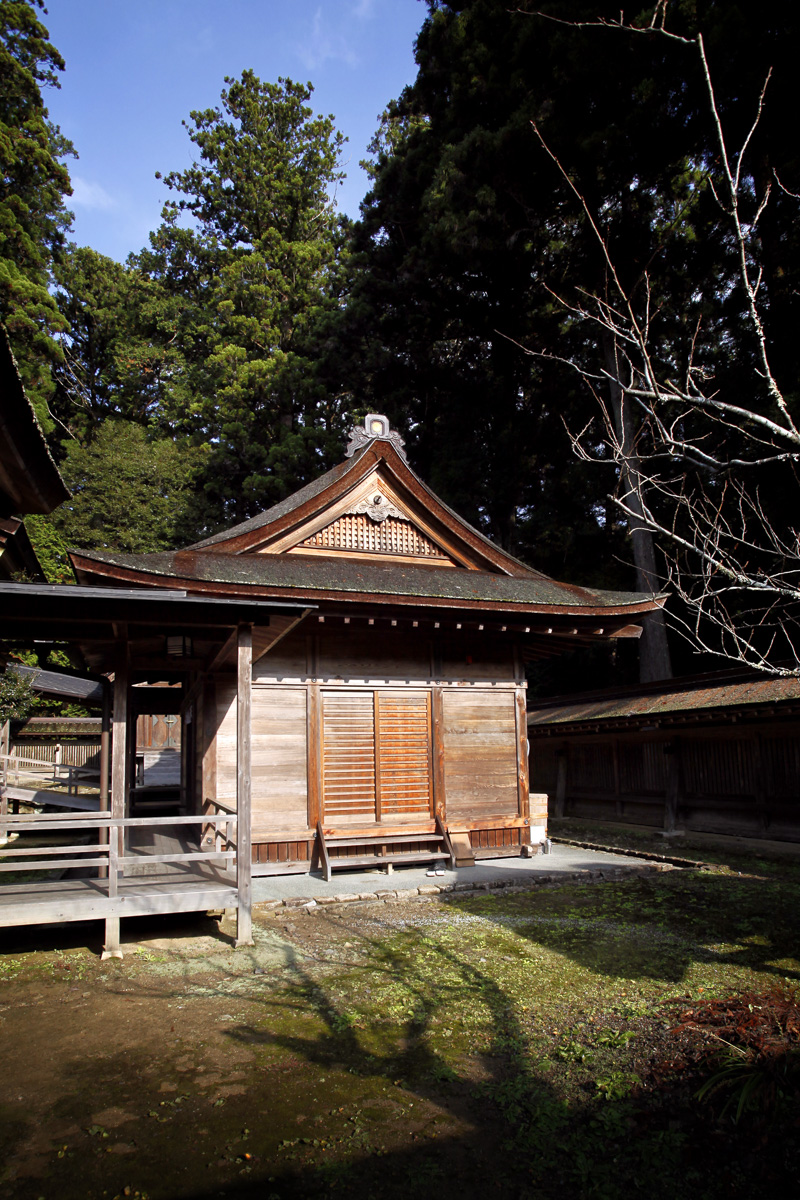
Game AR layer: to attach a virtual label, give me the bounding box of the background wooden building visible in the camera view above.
[528,669,800,839]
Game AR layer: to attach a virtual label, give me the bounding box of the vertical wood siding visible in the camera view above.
[215,682,238,805]
[251,687,308,832]
[442,690,519,821]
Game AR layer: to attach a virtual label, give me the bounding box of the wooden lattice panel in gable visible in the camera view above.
[300,513,450,559]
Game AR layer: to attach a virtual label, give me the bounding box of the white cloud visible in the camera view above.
[70,177,117,211]
[352,0,376,17]
[297,7,359,70]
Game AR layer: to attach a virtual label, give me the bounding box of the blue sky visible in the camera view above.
[42,0,425,264]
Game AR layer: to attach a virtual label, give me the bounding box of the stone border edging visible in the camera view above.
[253,860,675,913]
[550,835,706,870]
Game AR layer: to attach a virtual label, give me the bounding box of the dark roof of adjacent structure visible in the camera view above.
[527,668,800,729]
[69,548,658,615]
[0,326,70,517]
[10,662,105,705]
[14,716,102,737]
[0,515,45,581]
[0,580,313,642]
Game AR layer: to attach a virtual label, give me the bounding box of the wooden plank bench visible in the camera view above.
[316,817,455,882]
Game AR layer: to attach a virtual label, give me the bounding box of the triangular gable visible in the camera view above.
[259,467,464,567]
[187,416,549,579]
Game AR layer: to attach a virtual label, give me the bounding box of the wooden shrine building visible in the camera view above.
[65,415,664,885]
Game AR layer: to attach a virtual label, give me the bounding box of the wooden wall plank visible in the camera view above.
[442,690,519,824]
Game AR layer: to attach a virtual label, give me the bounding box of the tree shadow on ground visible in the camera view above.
[444,865,800,987]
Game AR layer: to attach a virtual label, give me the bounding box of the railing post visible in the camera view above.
[235,623,253,947]
[102,820,122,959]
[104,639,128,961]
[99,683,111,879]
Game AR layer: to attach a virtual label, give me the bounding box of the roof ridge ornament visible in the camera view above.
[345,413,408,464]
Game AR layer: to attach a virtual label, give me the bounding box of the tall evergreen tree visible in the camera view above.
[0,0,73,423]
[52,244,185,444]
[136,73,351,534]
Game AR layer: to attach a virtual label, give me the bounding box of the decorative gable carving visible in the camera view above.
[348,490,404,523]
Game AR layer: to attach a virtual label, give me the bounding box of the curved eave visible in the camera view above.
[69,550,666,622]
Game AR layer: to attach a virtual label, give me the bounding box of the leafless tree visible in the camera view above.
[524,4,800,676]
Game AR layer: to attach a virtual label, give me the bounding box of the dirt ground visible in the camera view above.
[2,835,799,1200]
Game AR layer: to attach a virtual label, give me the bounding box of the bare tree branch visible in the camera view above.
[519,6,800,674]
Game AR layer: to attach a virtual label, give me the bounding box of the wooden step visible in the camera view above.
[449,831,475,868]
[316,818,455,881]
[325,832,441,848]
[327,850,449,871]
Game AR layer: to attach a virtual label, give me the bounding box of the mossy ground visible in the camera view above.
[1,829,798,1199]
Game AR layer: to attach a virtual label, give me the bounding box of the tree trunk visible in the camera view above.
[603,335,673,683]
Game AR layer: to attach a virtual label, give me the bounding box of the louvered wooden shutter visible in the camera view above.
[321,689,433,824]
[377,691,433,817]
[321,691,376,820]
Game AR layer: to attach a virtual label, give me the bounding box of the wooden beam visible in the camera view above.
[252,609,313,664]
[235,623,253,947]
[204,626,239,674]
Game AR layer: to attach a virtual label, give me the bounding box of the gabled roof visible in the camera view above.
[185,424,547,577]
[69,416,665,625]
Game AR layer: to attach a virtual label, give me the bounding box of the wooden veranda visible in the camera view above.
[0,581,313,953]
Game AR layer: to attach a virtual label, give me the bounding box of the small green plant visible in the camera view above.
[595,1070,641,1100]
[554,1038,595,1064]
[595,1028,636,1049]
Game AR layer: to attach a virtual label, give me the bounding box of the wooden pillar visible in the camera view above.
[553,749,568,819]
[103,643,128,959]
[98,683,111,879]
[663,738,682,833]
[236,623,253,947]
[515,687,530,822]
[0,718,9,845]
[753,734,769,834]
[201,677,218,849]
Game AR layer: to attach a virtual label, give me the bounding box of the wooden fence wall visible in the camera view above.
[529,721,800,839]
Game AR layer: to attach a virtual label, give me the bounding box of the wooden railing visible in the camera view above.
[0,810,237,900]
[0,751,100,796]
